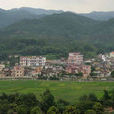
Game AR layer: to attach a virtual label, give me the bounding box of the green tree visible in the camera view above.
[30,106,42,114]
[0,104,9,114]
[93,102,104,114]
[41,89,55,113]
[111,71,114,77]
[85,109,96,114]
[16,105,28,114]
[47,106,59,114]
[56,99,69,113]
[76,101,94,114]
[111,89,114,108]
[7,109,14,114]
[88,94,98,102]
[101,90,111,107]
[63,106,79,114]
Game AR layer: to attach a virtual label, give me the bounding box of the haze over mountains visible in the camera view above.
[0,7,63,28]
[81,11,114,21]
[0,7,114,60]
[1,7,114,28]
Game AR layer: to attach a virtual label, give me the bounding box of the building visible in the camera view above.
[110,52,114,58]
[32,67,43,76]
[12,66,24,77]
[20,56,46,67]
[68,53,83,65]
[81,65,91,77]
[0,64,5,71]
[66,65,91,77]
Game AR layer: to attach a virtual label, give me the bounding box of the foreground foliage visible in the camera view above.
[0,89,114,114]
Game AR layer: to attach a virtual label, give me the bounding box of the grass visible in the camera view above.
[0,80,114,103]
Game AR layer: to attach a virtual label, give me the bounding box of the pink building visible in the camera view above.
[80,65,91,77]
[66,65,91,77]
[68,53,83,65]
[12,66,24,77]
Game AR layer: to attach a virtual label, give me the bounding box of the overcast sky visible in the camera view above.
[0,0,114,13]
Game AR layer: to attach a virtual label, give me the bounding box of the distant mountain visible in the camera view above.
[0,7,63,28]
[1,7,114,29]
[0,8,5,12]
[81,11,114,21]
[0,12,114,60]
[18,7,63,15]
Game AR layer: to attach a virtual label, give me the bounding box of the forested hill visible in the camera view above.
[0,12,114,60]
[0,7,63,28]
[81,11,114,21]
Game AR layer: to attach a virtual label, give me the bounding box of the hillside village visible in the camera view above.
[0,52,114,81]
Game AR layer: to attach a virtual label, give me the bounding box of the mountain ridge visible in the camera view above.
[0,12,113,60]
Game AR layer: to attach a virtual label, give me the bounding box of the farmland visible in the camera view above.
[0,80,114,103]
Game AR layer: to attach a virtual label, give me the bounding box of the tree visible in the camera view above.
[16,105,28,114]
[76,101,94,114]
[16,93,38,107]
[56,99,69,113]
[111,89,114,108]
[0,104,9,114]
[101,90,111,107]
[63,106,79,114]
[40,89,55,113]
[85,109,96,114]
[47,106,59,114]
[30,106,42,114]
[7,109,14,114]
[88,94,98,102]
[111,71,114,77]
[93,102,104,114]
[102,90,110,100]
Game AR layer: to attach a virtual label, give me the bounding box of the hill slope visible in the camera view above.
[0,12,114,60]
[0,7,63,28]
[81,11,114,21]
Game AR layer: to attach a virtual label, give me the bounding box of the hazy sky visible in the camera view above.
[0,0,114,13]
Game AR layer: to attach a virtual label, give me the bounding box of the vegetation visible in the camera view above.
[0,12,114,60]
[111,71,114,77]
[0,80,114,102]
[0,88,114,113]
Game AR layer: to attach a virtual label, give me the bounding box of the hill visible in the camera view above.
[0,7,63,28]
[0,12,114,60]
[81,11,114,21]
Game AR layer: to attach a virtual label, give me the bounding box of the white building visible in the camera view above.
[20,56,46,67]
[110,52,114,58]
[0,64,5,71]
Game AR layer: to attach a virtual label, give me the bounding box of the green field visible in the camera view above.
[0,80,114,103]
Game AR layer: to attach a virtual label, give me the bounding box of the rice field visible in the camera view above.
[0,80,114,102]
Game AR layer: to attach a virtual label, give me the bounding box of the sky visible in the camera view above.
[0,0,114,13]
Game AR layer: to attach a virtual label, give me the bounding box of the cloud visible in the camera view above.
[0,0,114,13]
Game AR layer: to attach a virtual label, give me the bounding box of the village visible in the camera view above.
[0,52,114,81]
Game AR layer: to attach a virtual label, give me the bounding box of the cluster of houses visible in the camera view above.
[65,53,91,78]
[90,52,114,78]
[0,52,113,80]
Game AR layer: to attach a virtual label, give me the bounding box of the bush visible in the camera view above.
[30,106,42,114]
[85,109,96,114]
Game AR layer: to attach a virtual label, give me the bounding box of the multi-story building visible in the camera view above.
[80,65,91,77]
[20,56,46,67]
[110,52,114,58]
[12,66,24,77]
[68,52,83,65]
[0,64,5,71]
